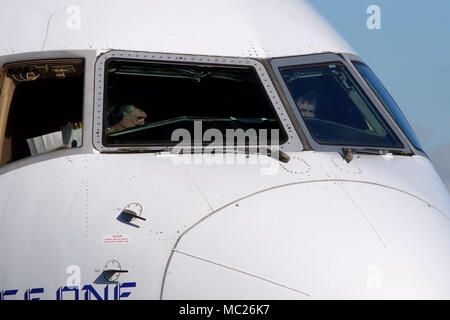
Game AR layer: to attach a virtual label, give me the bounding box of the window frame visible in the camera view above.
[343,53,426,156]
[93,50,303,153]
[0,65,15,166]
[271,53,414,155]
[0,50,96,175]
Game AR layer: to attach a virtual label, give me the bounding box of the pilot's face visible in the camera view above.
[120,107,147,128]
[128,107,147,126]
[299,102,315,118]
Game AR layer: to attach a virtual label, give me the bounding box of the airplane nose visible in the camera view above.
[337,181,450,298]
[163,181,450,299]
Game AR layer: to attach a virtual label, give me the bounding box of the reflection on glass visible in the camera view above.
[353,61,423,151]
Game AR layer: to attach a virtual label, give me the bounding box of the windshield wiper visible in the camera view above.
[233,146,290,163]
[102,146,290,164]
[341,147,413,163]
[170,146,290,163]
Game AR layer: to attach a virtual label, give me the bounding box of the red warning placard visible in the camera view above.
[102,234,131,244]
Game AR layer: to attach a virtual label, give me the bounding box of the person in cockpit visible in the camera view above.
[107,104,148,133]
[296,91,317,119]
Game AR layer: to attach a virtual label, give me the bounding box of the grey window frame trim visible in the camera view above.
[93,50,303,153]
[270,53,414,155]
[342,53,426,157]
[259,59,312,151]
[0,50,97,176]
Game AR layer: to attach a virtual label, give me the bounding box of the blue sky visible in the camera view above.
[309,0,450,190]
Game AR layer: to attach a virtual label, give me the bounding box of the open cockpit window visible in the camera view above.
[280,63,403,148]
[103,59,287,147]
[0,59,84,166]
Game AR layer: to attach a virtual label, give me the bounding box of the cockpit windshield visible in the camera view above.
[353,61,423,151]
[280,63,403,148]
[103,60,287,147]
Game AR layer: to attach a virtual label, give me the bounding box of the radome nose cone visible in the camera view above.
[164,181,450,299]
[338,182,450,299]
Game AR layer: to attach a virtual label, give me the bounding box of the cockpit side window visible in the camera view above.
[102,59,288,147]
[279,63,403,148]
[0,59,84,166]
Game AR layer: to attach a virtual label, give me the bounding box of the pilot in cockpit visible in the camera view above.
[106,104,148,133]
[296,91,317,119]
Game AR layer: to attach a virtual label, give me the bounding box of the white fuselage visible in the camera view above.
[0,0,449,300]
